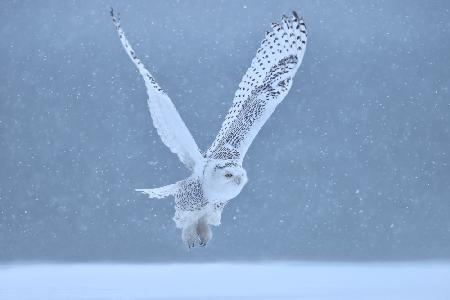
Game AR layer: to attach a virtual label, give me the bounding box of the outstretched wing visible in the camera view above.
[135,182,178,199]
[111,9,203,170]
[206,12,307,162]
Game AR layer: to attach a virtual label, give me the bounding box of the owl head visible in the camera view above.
[203,160,248,201]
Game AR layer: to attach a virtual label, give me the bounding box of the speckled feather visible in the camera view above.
[207,12,307,162]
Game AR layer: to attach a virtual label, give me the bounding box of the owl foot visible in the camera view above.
[182,217,213,248]
[197,217,212,247]
[182,223,199,249]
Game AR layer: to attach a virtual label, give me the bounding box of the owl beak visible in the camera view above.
[234,176,242,185]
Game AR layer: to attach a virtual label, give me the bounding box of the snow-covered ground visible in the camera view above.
[0,262,449,299]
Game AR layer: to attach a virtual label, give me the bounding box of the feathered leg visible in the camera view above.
[196,215,212,246]
[182,222,198,248]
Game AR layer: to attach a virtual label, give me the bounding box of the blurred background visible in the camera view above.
[1,0,449,262]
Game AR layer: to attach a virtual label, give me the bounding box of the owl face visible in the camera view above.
[203,160,248,202]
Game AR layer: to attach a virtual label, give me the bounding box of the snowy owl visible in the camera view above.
[111,9,307,247]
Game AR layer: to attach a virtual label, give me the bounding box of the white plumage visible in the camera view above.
[111,9,307,247]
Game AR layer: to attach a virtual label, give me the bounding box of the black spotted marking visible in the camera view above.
[111,8,167,95]
[214,162,239,170]
[207,11,307,160]
[175,178,208,212]
[210,55,299,160]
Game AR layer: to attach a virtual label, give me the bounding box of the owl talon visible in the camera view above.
[187,240,196,249]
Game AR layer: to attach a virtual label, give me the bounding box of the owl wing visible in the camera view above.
[206,12,307,162]
[111,9,203,170]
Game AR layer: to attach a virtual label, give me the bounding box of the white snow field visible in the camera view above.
[0,262,449,300]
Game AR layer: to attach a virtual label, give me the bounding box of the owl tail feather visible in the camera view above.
[135,183,178,199]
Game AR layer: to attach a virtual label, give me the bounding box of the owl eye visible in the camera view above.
[224,173,233,178]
